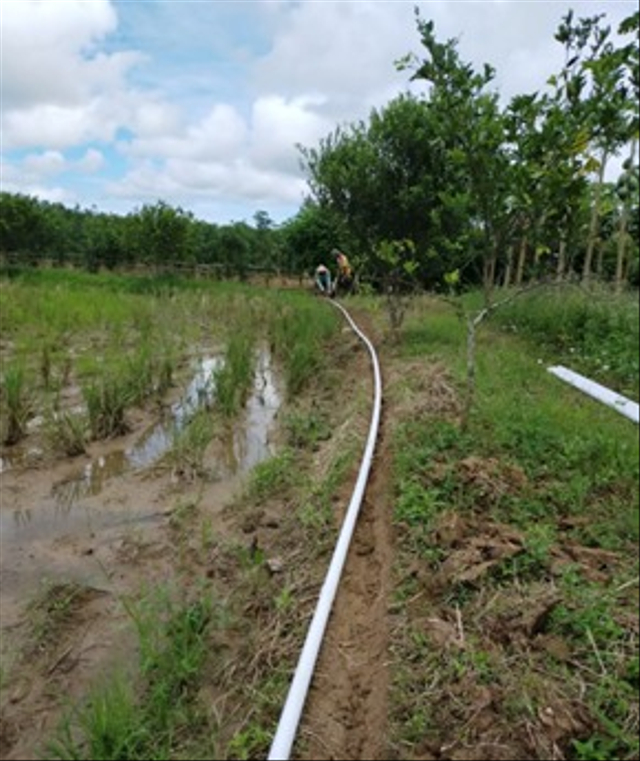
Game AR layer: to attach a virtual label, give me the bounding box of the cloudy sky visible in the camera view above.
[1,0,636,226]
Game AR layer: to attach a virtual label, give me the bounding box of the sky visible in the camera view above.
[1,0,637,227]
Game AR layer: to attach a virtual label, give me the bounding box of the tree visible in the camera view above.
[0,193,50,260]
[127,201,194,268]
[614,11,640,292]
[553,10,636,283]
[280,200,347,277]
[399,13,513,302]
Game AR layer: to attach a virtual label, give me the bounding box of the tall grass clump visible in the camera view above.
[166,409,216,479]
[267,295,339,396]
[214,328,255,417]
[1,363,34,444]
[44,408,88,457]
[247,448,297,502]
[47,586,218,761]
[493,286,639,396]
[83,374,131,439]
[125,346,175,405]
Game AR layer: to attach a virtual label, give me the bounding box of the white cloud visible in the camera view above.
[4,102,103,150]
[22,150,66,176]
[2,0,637,224]
[250,95,332,172]
[128,99,183,139]
[122,103,248,161]
[1,0,143,149]
[0,159,72,203]
[254,1,420,120]
[1,0,138,109]
[109,155,306,208]
[77,148,105,173]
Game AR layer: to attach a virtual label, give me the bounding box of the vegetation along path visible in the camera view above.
[298,310,393,761]
[0,271,638,761]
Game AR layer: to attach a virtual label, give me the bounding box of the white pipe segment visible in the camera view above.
[548,365,639,424]
[268,301,383,761]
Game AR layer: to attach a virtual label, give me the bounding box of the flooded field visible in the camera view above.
[0,345,284,627]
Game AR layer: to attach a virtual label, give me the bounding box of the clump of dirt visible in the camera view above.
[22,582,109,658]
[384,355,635,761]
[389,360,462,420]
[456,456,529,506]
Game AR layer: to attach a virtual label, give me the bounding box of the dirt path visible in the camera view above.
[297,309,394,761]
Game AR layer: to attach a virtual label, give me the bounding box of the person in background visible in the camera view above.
[314,263,333,296]
[332,248,354,295]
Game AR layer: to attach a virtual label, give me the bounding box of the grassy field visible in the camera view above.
[1,270,637,760]
[385,291,639,760]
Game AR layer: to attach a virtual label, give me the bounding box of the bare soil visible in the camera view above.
[299,412,394,761]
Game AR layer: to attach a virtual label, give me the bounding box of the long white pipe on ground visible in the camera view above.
[268,301,383,761]
[548,365,639,424]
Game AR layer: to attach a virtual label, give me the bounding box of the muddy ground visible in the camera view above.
[0,308,391,760]
[1,303,637,761]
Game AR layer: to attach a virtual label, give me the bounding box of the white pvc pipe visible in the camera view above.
[548,365,639,424]
[268,301,383,761]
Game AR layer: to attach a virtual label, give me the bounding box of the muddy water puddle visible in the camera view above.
[0,347,283,615]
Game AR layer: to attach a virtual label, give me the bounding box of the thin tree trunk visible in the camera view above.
[556,235,567,281]
[583,148,608,283]
[615,136,637,294]
[531,211,548,284]
[483,251,497,294]
[595,236,604,279]
[503,244,514,288]
[463,316,477,430]
[515,236,527,286]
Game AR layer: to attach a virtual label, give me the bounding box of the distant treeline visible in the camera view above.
[0,196,312,279]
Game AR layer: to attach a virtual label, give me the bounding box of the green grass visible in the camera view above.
[490,285,639,397]
[247,448,297,503]
[1,270,351,761]
[389,289,639,760]
[166,409,217,480]
[214,329,255,417]
[267,295,339,396]
[1,362,34,444]
[47,585,219,761]
[284,407,333,450]
[1,271,342,456]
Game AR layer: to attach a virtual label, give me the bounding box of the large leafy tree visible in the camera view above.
[400,14,514,301]
[0,193,52,260]
[552,10,638,283]
[613,11,639,291]
[280,200,348,276]
[299,93,469,288]
[125,201,194,267]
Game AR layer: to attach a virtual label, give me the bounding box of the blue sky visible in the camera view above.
[1,0,637,226]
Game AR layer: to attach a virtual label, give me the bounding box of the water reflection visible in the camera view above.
[4,349,283,533]
[50,357,223,509]
[231,348,281,472]
[118,357,223,469]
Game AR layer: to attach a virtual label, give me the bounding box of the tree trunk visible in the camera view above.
[503,244,514,288]
[515,236,527,286]
[556,234,567,281]
[595,236,604,279]
[463,316,477,430]
[583,148,608,283]
[483,251,497,301]
[615,136,637,295]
